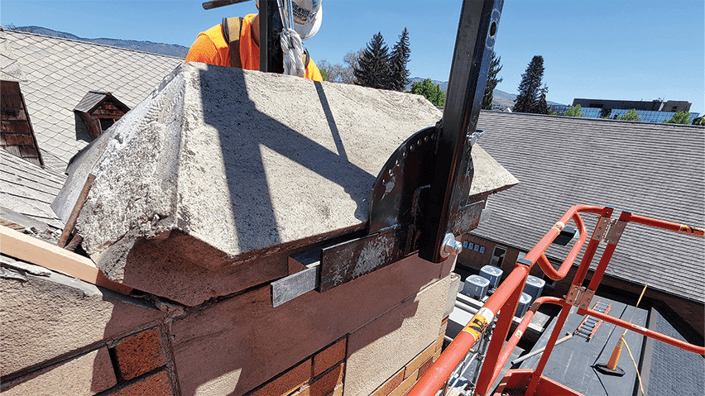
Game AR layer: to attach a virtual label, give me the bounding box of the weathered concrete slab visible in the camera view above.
[470,143,518,197]
[169,254,448,396]
[0,257,164,378]
[61,62,515,305]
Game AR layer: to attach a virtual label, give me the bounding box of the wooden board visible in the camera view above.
[0,225,131,295]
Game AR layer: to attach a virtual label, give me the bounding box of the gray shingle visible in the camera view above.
[0,149,65,229]
[472,111,705,303]
[5,30,183,167]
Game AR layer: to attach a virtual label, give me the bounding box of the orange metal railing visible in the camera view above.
[408,205,705,396]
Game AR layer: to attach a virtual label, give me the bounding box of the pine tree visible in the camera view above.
[513,55,545,113]
[482,51,503,110]
[389,28,411,91]
[354,33,390,89]
[536,85,549,115]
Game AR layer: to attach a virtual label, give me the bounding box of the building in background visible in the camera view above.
[550,98,699,123]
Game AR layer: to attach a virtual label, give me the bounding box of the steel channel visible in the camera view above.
[418,0,503,263]
[259,0,283,73]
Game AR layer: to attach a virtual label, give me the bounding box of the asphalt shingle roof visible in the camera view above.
[0,148,65,229]
[472,111,704,304]
[5,30,184,166]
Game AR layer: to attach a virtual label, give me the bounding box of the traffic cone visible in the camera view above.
[594,336,626,376]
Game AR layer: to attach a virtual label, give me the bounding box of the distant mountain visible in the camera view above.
[7,26,189,58]
[407,77,565,110]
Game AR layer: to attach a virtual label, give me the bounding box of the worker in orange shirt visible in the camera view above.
[186,0,323,82]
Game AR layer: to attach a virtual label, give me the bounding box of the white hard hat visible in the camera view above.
[291,0,322,40]
[256,0,322,41]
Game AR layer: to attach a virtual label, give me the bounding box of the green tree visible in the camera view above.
[354,33,390,89]
[563,105,585,117]
[615,109,642,121]
[482,51,503,110]
[513,55,545,113]
[693,117,705,126]
[389,28,411,92]
[663,111,691,124]
[319,66,329,82]
[410,79,446,107]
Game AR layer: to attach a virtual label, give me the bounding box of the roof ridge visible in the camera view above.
[4,29,186,60]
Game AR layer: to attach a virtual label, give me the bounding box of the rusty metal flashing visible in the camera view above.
[605,220,628,245]
[591,217,613,242]
[565,284,595,310]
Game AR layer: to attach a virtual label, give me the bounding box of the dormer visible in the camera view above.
[74,91,130,139]
[0,80,43,166]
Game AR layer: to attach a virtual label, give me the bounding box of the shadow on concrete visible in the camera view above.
[195,66,373,254]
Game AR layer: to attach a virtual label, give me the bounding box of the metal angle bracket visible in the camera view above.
[318,126,482,293]
[317,126,438,293]
[319,224,414,292]
[368,126,440,235]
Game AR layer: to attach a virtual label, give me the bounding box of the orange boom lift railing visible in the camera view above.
[408,205,705,396]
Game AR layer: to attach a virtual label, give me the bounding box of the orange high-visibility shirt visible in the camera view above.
[185,14,323,82]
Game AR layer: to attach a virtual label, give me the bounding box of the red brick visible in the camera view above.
[417,357,434,379]
[298,363,344,396]
[313,337,346,377]
[439,317,449,337]
[404,341,436,379]
[107,370,173,396]
[370,369,405,396]
[389,369,418,396]
[1,347,116,396]
[113,327,167,380]
[250,358,312,396]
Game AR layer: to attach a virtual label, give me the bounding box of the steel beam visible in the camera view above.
[259,0,283,73]
[418,0,503,263]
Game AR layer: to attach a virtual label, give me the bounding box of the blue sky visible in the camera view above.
[2,0,704,113]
